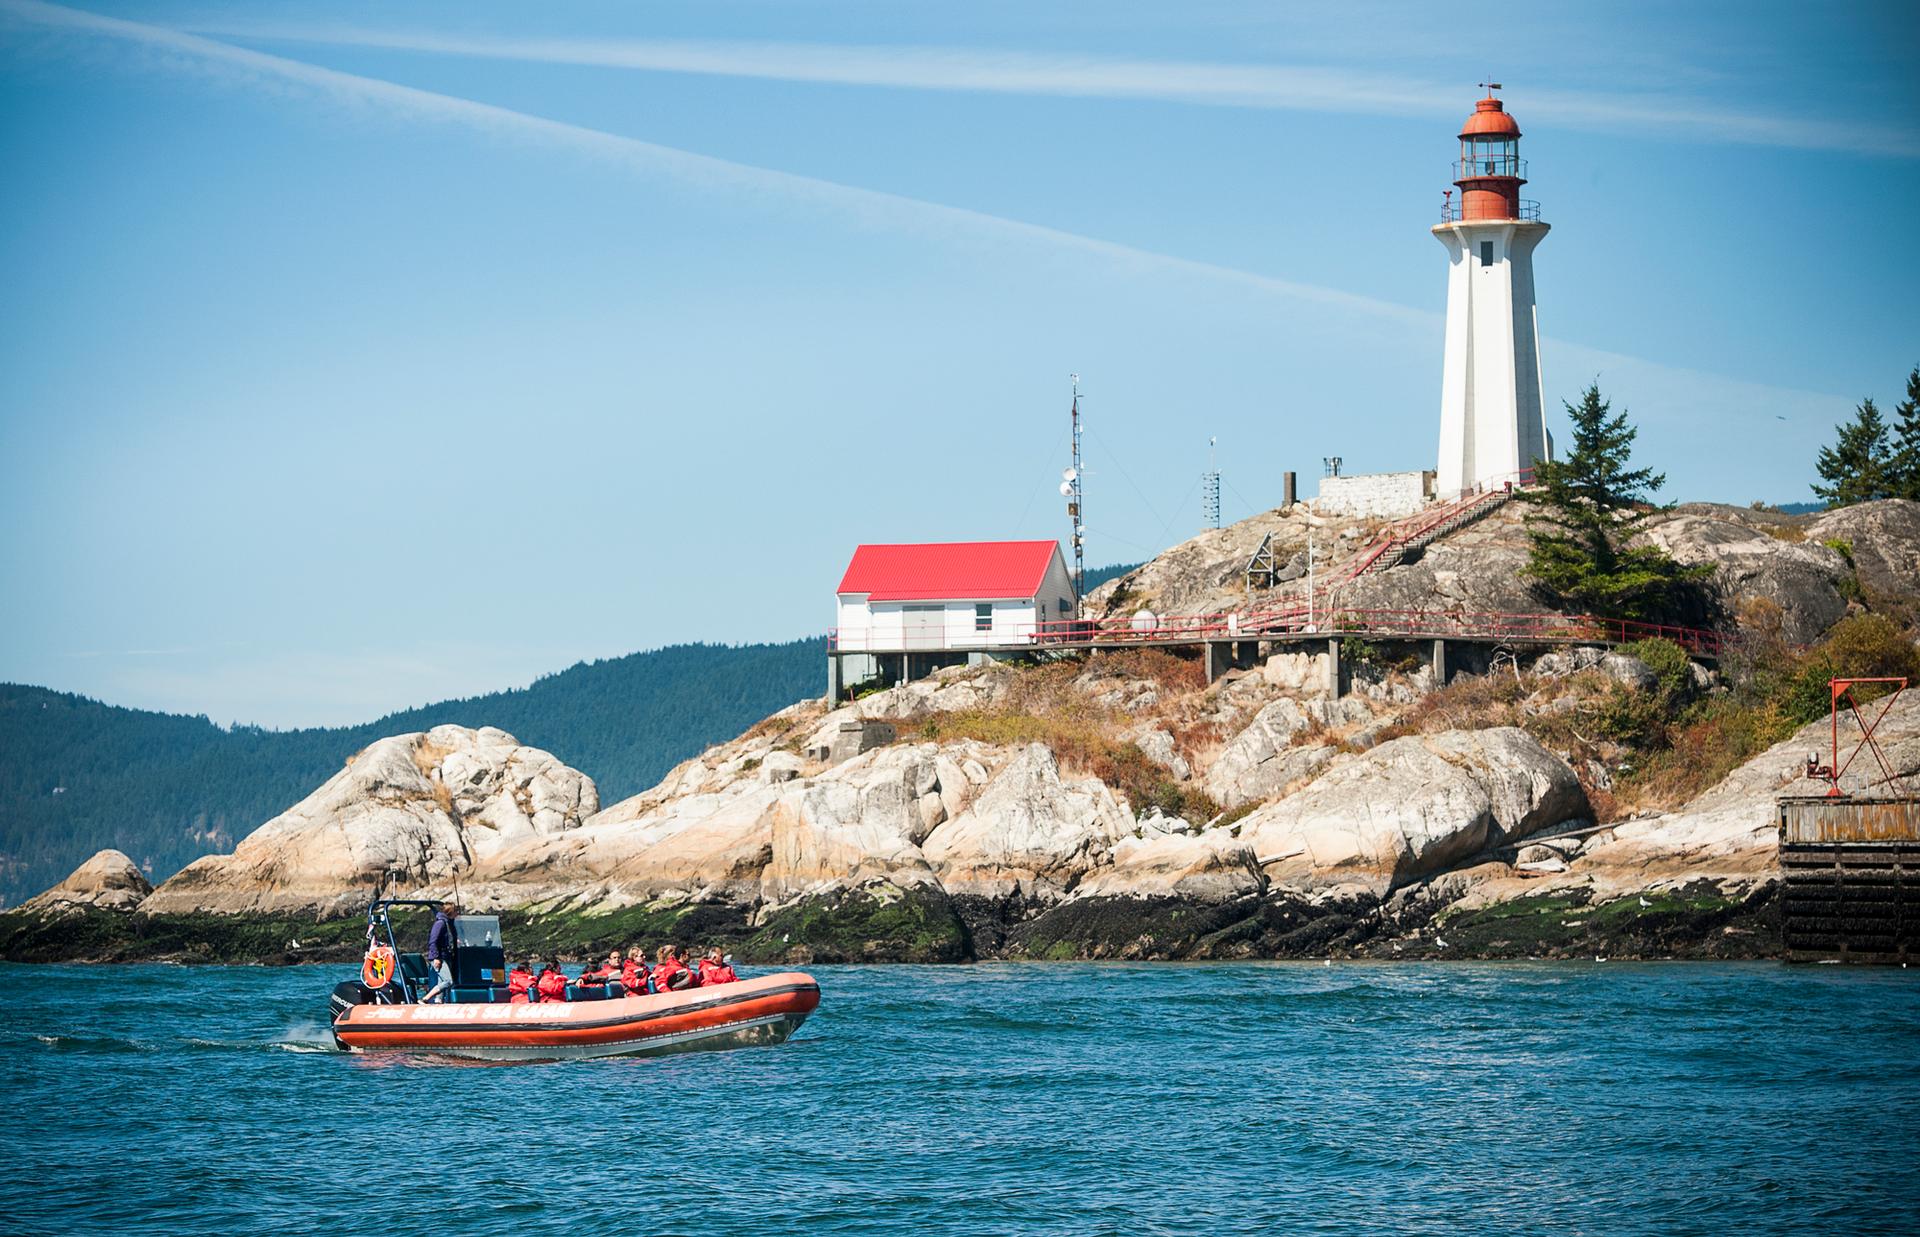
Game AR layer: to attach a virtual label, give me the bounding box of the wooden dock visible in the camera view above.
[1778,795,1920,963]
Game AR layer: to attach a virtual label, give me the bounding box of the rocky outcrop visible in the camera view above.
[921,745,1135,901]
[1073,830,1262,903]
[1808,499,1920,600]
[1203,697,1371,808]
[19,849,152,915]
[1533,648,1657,690]
[1644,505,1850,643]
[1446,692,1920,916]
[1090,497,1920,654]
[1241,728,1588,896]
[141,726,597,917]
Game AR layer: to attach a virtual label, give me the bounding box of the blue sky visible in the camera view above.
[2,0,1916,727]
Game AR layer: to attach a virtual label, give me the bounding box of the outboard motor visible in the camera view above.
[329,979,402,1048]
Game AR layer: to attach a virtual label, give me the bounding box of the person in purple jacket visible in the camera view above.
[421,902,458,1003]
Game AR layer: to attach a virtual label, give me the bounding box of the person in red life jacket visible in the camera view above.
[621,946,649,997]
[652,944,695,991]
[696,946,737,985]
[506,959,537,1004]
[598,951,623,992]
[573,957,610,999]
[534,959,570,1003]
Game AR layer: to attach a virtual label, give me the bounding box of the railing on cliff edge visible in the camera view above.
[829,605,1732,659]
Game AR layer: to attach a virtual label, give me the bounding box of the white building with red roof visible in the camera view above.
[828,540,1077,699]
[834,540,1076,655]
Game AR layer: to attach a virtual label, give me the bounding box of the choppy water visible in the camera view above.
[4,961,1917,1235]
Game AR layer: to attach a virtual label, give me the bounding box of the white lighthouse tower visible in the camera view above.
[1433,87,1551,500]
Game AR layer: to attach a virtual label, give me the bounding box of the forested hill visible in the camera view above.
[0,639,824,908]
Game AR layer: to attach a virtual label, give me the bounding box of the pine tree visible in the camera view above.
[1520,384,1709,620]
[1887,365,1920,502]
[1812,396,1893,507]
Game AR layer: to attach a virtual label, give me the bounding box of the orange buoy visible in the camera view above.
[362,944,397,989]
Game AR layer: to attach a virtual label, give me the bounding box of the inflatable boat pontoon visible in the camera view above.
[328,899,819,1061]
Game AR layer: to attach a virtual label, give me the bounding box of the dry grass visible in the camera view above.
[908,655,1226,825]
[744,703,823,744]
[411,736,458,815]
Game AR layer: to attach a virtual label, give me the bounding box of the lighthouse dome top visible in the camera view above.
[1459,96,1522,139]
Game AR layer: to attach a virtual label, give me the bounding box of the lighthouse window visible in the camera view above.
[1479,241,1495,267]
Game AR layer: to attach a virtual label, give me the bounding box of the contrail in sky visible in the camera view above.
[181,24,1920,159]
[0,0,1850,425]
[0,0,1425,326]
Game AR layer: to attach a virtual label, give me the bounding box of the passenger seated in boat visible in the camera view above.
[696,947,737,985]
[621,947,649,996]
[534,959,570,1003]
[507,959,536,1004]
[653,944,695,991]
[574,958,611,996]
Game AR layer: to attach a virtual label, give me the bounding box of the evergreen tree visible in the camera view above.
[1812,395,1893,507]
[1520,384,1708,620]
[1887,366,1920,501]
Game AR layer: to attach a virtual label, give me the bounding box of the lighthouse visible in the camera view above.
[1433,87,1551,500]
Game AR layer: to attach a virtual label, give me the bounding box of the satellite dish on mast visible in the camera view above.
[1062,468,1078,483]
[1058,481,1075,497]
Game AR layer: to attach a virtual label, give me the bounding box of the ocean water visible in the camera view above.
[3,961,1916,1236]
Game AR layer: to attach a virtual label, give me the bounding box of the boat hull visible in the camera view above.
[332,971,820,1061]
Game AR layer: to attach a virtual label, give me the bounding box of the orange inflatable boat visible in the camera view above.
[331,971,820,1060]
[327,900,819,1061]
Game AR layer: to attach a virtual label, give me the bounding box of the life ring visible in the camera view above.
[362,945,397,989]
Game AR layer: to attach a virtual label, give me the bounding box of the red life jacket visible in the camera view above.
[697,959,737,985]
[535,969,569,1001]
[621,960,647,994]
[576,964,608,986]
[654,958,692,990]
[507,968,535,1003]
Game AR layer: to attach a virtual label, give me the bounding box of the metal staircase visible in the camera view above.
[1247,472,1534,608]
[1347,485,1518,579]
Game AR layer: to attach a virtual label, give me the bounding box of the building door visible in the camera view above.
[902,604,944,650]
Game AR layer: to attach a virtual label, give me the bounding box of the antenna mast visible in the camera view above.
[1202,436,1221,530]
[1065,374,1085,610]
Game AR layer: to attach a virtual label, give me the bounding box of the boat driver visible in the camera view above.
[421,901,458,1003]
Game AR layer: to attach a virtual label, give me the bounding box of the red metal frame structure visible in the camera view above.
[1805,677,1911,798]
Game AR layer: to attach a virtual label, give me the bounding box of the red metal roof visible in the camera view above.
[837,540,1062,602]
[1460,97,1522,138]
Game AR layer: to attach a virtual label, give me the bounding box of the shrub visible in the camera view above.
[1339,634,1379,666]
[1777,613,1920,724]
[1618,637,1694,702]
[1596,684,1668,747]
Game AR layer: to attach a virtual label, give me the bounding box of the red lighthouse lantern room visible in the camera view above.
[1450,86,1534,222]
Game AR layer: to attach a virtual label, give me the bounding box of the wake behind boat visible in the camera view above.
[328,899,819,1061]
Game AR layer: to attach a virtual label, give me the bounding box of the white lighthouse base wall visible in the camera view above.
[1314,471,1436,519]
[1433,220,1551,501]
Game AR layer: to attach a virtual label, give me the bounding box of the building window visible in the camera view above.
[1479,240,1495,267]
[974,603,993,632]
